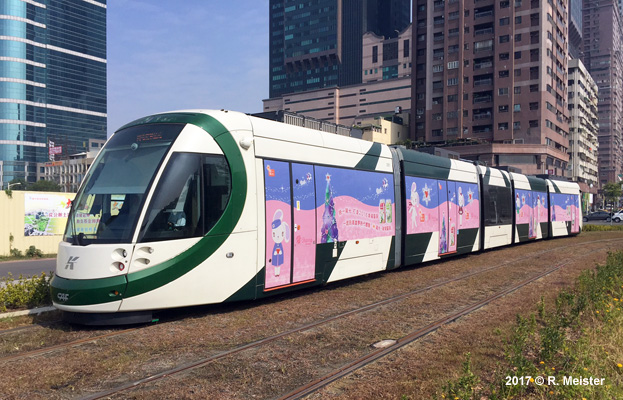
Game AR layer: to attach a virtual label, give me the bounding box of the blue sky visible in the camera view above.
[107,1,269,136]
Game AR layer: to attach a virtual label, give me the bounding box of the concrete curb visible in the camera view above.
[0,306,56,319]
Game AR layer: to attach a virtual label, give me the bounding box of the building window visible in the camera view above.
[529,102,539,110]
[372,46,378,63]
[514,51,522,59]
[500,17,510,26]
[448,61,459,69]
[515,16,522,24]
[514,86,521,94]
[448,77,459,86]
[513,121,521,130]
[515,33,522,42]
[499,105,509,112]
[403,39,410,57]
[514,104,521,112]
[498,122,509,130]
[448,94,458,102]
[499,70,510,78]
[499,35,510,43]
[499,87,509,95]
[433,64,444,72]
[499,52,510,60]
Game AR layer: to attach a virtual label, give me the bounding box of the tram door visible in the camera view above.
[264,160,316,290]
[438,180,458,255]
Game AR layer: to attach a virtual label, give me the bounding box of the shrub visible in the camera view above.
[9,248,23,258]
[0,272,52,312]
[25,245,43,258]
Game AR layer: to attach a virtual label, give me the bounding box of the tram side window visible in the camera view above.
[483,184,512,226]
[140,153,231,242]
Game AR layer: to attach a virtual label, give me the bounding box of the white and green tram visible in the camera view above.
[50,110,581,324]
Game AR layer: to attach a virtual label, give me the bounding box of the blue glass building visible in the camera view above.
[0,0,107,188]
[269,0,410,99]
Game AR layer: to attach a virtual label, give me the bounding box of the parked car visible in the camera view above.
[583,210,613,222]
[612,211,623,223]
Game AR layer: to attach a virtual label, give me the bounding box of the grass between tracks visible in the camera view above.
[434,251,623,400]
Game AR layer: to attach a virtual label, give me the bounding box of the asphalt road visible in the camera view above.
[0,258,56,280]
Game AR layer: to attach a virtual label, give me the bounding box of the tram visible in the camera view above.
[50,110,581,324]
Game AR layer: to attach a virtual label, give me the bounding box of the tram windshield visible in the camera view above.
[64,123,185,245]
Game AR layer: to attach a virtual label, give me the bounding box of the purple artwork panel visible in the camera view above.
[455,182,479,230]
[405,176,439,235]
[292,163,316,283]
[515,189,536,238]
[315,166,395,243]
[549,193,579,232]
[264,160,292,289]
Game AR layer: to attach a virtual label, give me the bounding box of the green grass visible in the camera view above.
[436,251,623,400]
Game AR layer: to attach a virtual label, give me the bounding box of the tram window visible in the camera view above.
[483,185,512,226]
[140,153,231,242]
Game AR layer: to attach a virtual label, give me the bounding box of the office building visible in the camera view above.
[264,24,412,126]
[269,0,410,99]
[568,0,582,58]
[410,0,571,176]
[567,59,599,193]
[581,0,623,186]
[0,0,107,188]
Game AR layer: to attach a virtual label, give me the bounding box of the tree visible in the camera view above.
[7,178,28,190]
[602,182,622,210]
[29,179,62,192]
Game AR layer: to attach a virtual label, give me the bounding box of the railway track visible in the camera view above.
[74,238,619,399]
[2,236,619,363]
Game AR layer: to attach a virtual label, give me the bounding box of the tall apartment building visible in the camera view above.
[581,0,623,186]
[269,0,410,99]
[410,0,571,176]
[567,59,599,193]
[0,0,107,189]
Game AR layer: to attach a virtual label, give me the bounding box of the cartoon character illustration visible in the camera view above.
[271,209,290,277]
[516,193,521,214]
[458,186,464,226]
[409,182,420,229]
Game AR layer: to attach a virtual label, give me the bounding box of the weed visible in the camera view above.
[437,353,480,400]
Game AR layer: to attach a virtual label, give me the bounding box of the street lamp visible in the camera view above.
[7,182,21,190]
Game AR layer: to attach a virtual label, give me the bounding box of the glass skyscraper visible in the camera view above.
[269,0,410,99]
[0,0,107,188]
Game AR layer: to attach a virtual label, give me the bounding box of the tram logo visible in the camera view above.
[57,293,69,302]
[65,256,80,270]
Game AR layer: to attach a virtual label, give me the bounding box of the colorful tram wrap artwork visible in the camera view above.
[49,110,582,325]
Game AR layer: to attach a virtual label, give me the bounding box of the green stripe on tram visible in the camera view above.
[52,113,248,306]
